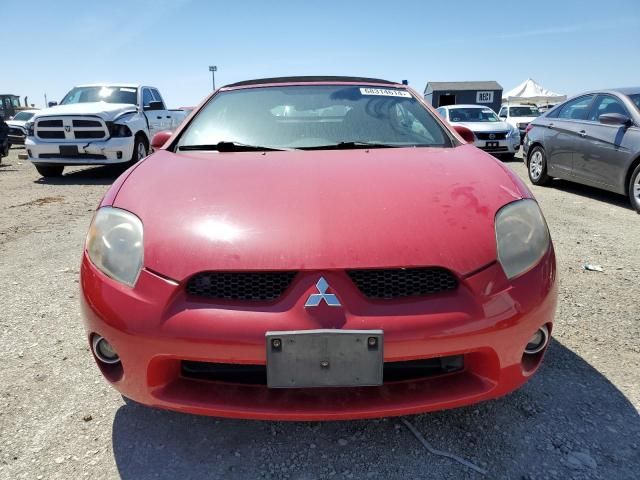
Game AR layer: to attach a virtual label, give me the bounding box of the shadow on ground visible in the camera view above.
[111,341,640,480]
[33,165,125,186]
[549,179,632,211]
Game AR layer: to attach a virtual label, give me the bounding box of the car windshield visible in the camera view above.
[629,94,640,112]
[177,85,452,150]
[12,111,34,121]
[60,86,138,106]
[509,106,539,117]
[448,108,499,123]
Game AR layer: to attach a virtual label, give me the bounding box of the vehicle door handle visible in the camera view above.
[579,130,587,137]
[547,123,554,129]
[166,115,171,119]
[156,116,162,119]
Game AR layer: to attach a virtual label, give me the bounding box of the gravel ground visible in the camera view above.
[1,146,638,480]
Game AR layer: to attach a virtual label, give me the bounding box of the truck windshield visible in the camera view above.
[509,106,539,117]
[177,85,452,150]
[60,86,138,106]
[448,108,499,122]
[12,111,35,121]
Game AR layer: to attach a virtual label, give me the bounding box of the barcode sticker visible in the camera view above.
[359,88,412,98]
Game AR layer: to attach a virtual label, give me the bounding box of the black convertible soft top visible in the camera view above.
[224,76,398,88]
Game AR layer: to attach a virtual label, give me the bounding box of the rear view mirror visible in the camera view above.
[599,113,632,127]
[146,101,164,111]
[452,125,476,143]
[151,130,172,150]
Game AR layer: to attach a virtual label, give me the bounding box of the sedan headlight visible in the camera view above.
[86,207,144,287]
[495,199,550,279]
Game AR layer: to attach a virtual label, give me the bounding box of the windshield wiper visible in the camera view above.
[298,141,401,151]
[178,141,288,152]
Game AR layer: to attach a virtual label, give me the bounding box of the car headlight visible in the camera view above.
[25,122,34,136]
[495,199,550,279]
[86,207,144,287]
[107,123,132,137]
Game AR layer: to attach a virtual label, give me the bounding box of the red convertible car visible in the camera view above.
[81,76,557,420]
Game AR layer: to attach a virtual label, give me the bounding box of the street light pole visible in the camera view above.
[209,65,218,91]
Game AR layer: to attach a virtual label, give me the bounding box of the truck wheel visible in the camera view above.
[35,165,64,177]
[131,135,148,163]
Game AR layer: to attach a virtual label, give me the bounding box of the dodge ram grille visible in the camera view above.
[34,116,109,142]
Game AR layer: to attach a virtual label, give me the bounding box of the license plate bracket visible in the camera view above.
[266,329,383,388]
[485,141,499,148]
[59,145,79,157]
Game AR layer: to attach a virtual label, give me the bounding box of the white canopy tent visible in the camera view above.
[503,78,566,106]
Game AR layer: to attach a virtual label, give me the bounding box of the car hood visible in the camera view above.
[111,146,531,281]
[510,116,537,123]
[6,119,27,128]
[452,121,511,133]
[33,102,137,122]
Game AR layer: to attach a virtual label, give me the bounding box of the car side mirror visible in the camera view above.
[145,101,164,111]
[499,114,507,119]
[452,125,476,143]
[48,101,58,107]
[151,130,172,150]
[599,113,632,127]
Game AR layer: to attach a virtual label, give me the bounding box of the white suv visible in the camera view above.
[497,104,541,143]
[437,105,520,159]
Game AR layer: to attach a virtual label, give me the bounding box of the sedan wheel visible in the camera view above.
[528,147,551,186]
[629,163,640,212]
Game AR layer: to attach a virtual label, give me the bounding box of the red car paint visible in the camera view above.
[81,79,557,420]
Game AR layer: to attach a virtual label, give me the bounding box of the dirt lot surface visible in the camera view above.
[1,147,638,480]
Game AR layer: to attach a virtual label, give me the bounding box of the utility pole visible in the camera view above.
[209,65,218,91]
[44,93,48,107]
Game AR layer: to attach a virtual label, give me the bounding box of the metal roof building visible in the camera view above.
[424,81,503,113]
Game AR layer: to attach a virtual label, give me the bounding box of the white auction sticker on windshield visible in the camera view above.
[359,88,412,98]
[120,88,137,92]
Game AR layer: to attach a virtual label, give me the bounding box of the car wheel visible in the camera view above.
[528,147,551,186]
[35,165,64,177]
[133,135,148,163]
[629,163,640,213]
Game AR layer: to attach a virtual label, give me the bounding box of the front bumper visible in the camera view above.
[80,250,557,420]
[26,137,134,165]
[473,138,519,155]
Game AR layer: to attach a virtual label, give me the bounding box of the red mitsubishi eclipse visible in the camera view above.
[81,76,557,420]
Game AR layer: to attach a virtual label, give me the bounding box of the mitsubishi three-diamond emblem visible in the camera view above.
[304,277,341,307]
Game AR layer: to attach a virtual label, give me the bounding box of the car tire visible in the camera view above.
[35,165,64,177]
[629,163,640,213]
[528,146,551,186]
[132,134,148,163]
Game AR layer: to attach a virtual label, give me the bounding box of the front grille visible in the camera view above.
[35,116,108,141]
[38,153,107,160]
[347,267,457,300]
[38,119,63,127]
[186,271,297,301]
[73,119,101,127]
[74,130,106,139]
[475,132,507,140]
[38,131,65,139]
[181,355,464,386]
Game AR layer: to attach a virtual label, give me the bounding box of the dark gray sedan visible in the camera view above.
[523,88,640,211]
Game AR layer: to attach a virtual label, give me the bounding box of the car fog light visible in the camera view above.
[524,325,549,354]
[92,335,120,364]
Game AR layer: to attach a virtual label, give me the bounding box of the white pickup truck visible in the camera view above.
[25,84,186,177]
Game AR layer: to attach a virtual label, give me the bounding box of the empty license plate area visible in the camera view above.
[266,330,383,388]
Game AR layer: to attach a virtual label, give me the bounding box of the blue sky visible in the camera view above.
[2,0,638,108]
